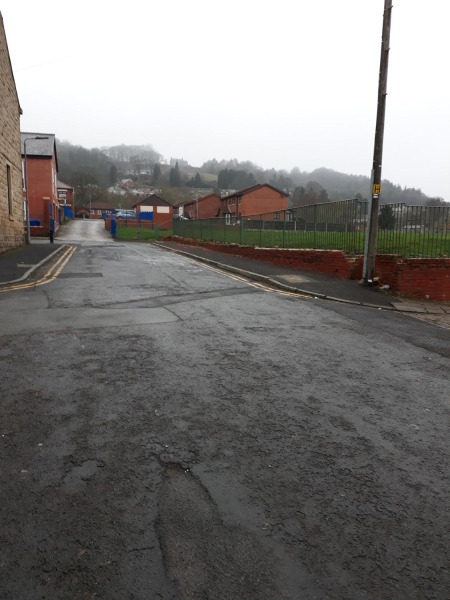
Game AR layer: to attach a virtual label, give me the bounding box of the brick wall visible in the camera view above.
[168,237,450,302]
[0,15,24,253]
[26,156,59,236]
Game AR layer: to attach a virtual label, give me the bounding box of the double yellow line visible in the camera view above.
[200,262,309,299]
[0,245,76,294]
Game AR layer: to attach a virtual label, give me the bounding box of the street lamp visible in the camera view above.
[23,136,49,244]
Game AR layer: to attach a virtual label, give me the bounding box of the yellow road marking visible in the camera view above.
[0,245,76,293]
[196,258,309,300]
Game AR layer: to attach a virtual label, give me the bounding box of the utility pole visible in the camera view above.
[362,0,393,284]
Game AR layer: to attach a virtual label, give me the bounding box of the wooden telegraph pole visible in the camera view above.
[362,0,393,284]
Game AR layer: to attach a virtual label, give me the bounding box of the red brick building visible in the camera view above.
[134,194,173,229]
[183,193,221,219]
[21,133,60,237]
[87,201,118,219]
[57,180,74,212]
[220,184,289,222]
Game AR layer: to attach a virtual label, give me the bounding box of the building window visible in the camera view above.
[97,210,102,215]
[273,212,280,219]
[90,209,94,215]
[6,164,13,215]
[239,198,242,205]
[231,198,235,205]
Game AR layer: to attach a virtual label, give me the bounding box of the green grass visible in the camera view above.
[173,223,450,258]
[115,227,173,241]
[200,172,218,183]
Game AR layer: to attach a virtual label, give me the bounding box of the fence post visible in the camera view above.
[240,217,243,245]
[259,215,262,247]
[224,217,226,243]
[313,204,318,248]
[200,219,203,240]
[282,210,286,248]
[156,224,159,241]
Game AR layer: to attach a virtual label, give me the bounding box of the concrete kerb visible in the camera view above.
[153,241,401,311]
[0,245,67,287]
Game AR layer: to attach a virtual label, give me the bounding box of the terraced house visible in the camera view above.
[21,132,60,237]
[0,12,23,253]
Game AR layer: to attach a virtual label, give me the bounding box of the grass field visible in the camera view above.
[174,222,450,258]
[115,227,173,241]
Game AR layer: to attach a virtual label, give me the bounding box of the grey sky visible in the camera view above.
[3,0,449,200]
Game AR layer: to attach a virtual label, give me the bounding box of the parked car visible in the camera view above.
[115,210,135,219]
[173,214,189,221]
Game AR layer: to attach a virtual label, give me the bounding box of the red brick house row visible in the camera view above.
[20,132,64,237]
[181,184,289,222]
[183,193,221,219]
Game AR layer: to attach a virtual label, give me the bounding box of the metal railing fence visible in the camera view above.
[173,200,450,258]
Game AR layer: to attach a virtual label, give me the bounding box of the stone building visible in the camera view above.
[0,12,23,253]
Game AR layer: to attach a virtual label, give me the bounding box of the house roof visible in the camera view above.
[133,194,171,208]
[21,132,58,170]
[183,193,221,208]
[57,180,73,190]
[220,183,289,201]
[0,13,22,115]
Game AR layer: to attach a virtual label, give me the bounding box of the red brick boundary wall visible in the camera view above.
[165,237,450,302]
[30,226,48,237]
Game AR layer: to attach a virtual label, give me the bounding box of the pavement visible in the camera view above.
[1,220,450,599]
[56,218,113,244]
[0,242,64,285]
[157,240,450,322]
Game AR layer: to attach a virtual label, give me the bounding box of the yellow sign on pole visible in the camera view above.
[373,184,381,195]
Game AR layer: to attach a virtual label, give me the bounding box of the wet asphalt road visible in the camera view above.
[1,229,450,599]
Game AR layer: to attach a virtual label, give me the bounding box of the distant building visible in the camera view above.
[220,184,289,223]
[133,194,173,229]
[21,132,61,237]
[57,180,74,212]
[120,178,135,189]
[0,12,24,253]
[183,193,221,220]
[170,158,189,167]
[87,201,118,219]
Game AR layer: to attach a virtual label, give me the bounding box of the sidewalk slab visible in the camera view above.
[157,241,394,307]
[391,303,427,313]
[0,243,64,285]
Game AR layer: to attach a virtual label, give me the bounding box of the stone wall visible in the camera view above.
[0,14,24,253]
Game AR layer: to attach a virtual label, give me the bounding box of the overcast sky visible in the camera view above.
[2,0,449,200]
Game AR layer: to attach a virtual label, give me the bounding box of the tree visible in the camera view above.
[109,165,118,186]
[69,172,98,207]
[169,162,182,187]
[152,163,161,185]
[194,173,203,187]
[319,189,329,203]
[378,204,396,229]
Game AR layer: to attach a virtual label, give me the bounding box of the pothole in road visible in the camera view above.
[156,464,283,600]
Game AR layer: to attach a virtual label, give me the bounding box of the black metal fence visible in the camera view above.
[173,200,450,258]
